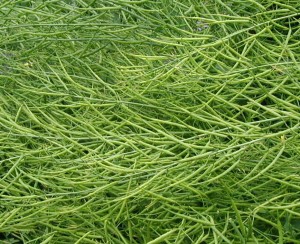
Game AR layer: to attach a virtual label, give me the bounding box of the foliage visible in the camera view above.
[1,0,300,243]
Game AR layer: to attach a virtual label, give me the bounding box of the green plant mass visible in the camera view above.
[1,0,300,243]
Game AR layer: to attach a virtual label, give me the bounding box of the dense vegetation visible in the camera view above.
[1,0,300,243]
